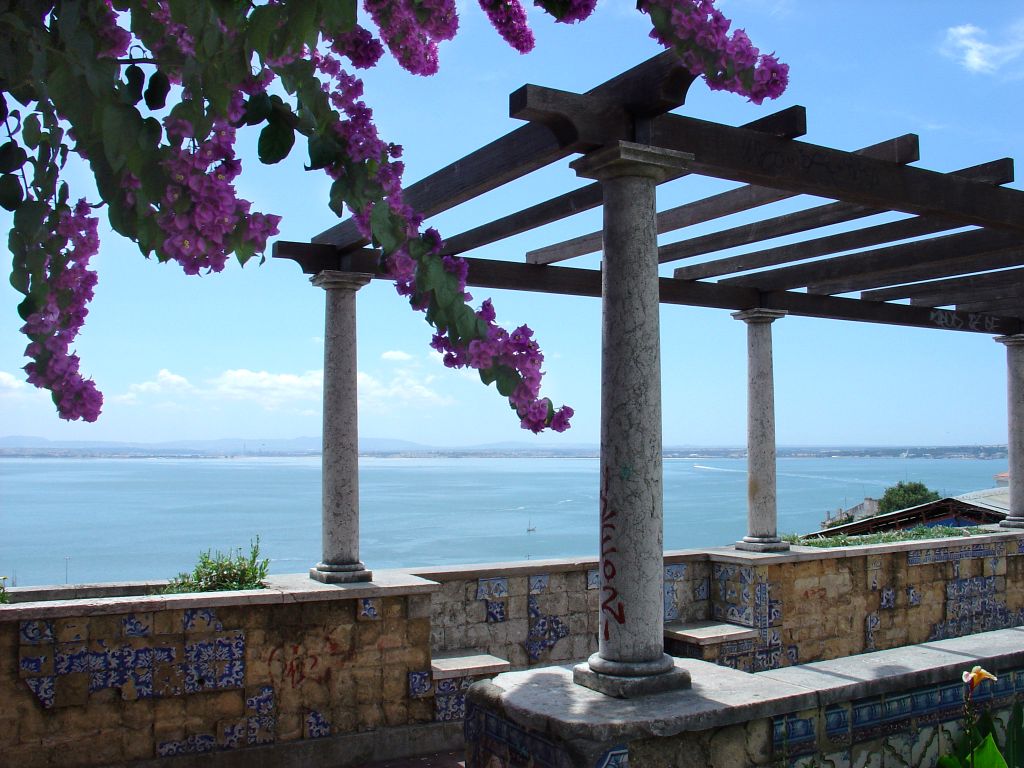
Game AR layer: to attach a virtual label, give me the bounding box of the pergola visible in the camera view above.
[276,51,1024,696]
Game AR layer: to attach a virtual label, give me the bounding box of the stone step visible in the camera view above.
[663,620,759,646]
[431,651,510,680]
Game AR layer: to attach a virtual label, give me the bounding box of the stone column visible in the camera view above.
[997,335,1024,528]
[733,309,790,552]
[310,270,374,583]
[570,142,692,698]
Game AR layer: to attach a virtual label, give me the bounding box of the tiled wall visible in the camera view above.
[772,670,1024,768]
[1,595,433,767]
[419,555,708,670]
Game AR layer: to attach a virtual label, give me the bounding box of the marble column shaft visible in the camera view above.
[733,309,789,552]
[997,335,1024,528]
[311,270,374,583]
[570,143,692,693]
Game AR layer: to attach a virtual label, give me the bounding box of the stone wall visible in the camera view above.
[0,574,438,767]
[465,627,1024,768]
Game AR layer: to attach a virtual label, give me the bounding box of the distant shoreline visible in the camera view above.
[0,446,1008,461]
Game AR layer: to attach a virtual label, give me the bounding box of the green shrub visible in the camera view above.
[784,524,986,549]
[163,538,269,594]
[0,575,8,604]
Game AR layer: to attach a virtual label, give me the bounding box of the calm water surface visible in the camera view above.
[0,456,1006,586]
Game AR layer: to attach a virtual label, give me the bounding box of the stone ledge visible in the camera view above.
[432,651,511,680]
[404,551,710,582]
[467,625,1024,747]
[756,625,1024,706]
[663,620,759,646]
[0,570,440,621]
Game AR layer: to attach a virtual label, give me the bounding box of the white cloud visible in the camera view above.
[208,369,323,408]
[357,370,453,412]
[943,22,1024,74]
[0,371,26,393]
[381,350,413,362]
[130,368,195,395]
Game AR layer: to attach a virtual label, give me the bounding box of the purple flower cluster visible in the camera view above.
[548,0,598,25]
[640,0,787,104]
[363,0,459,76]
[331,25,386,70]
[146,0,196,59]
[478,0,535,54]
[429,298,574,433]
[96,1,131,59]
[153,113,280,274]
[22,201,103,422]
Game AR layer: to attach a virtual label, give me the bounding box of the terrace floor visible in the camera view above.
[366,750,465,767]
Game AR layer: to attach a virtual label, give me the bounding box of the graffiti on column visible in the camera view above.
[599,470,626,640]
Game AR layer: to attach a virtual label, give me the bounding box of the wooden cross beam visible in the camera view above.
[720,228,1024,292]
[863,265,1024,302]
[648,113,1024,233]
[671,158,1013,279]
[272,240,1021,335]
[527,129,906,266]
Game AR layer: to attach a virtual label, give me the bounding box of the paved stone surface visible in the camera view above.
[366,750,465,767]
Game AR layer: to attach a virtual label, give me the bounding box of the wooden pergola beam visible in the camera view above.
[658,135,921,265]
[648,114,1024,234]
[908,282,1024,308]
[442,106,806,259]
[527,125,900,267]
[720,228,1024,292]
[673,158,1013,280]
[957,297,1024,316]
[273,240,1020,335]
[863,265,1024,302]
[312,52,695,251]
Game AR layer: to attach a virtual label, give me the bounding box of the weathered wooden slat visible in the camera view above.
[313,52,694,250]
[528,123,905,268]
[908,281,1024,308]
[863,265,1024,302]
[659,135,921,265]
[676,159,1014,280]
[721,229,1024,292]
[273,241,1019,334]
[957,297,1024,316]
[807,249,1024,297]
[649,113,1024,234]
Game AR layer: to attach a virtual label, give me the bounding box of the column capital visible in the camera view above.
[732,308,788,324]
[311,270,373,292]
[570,140,693,182]
[996,334,1024,347]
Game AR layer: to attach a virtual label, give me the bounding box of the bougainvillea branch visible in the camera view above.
[0,0,786,430]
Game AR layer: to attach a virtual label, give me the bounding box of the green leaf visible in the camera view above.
[321,0,357,33]
[124,64,145,105]
[0,140,26,173]
[495,366,520,397]
[257,117,295,164]
[21,113,40,148]
[14,199,48,240]
[0,173,22,211]
[143,70,171,111]
[937,756,963,768]
[328,177,350,217]
[138,117,162,151]
[307,134,341,171]
[240,92,273,126]
[370,201,404,254]
[970,733,1009,768]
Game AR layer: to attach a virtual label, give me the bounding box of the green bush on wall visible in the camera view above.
[163,538,269,594]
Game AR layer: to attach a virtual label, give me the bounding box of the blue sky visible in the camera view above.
[2,1,1023,447]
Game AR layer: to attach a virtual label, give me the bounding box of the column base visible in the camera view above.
[573,654,691,698]
[310,563,373,584]
[735,537,790,553]
[1000,518,1024,529]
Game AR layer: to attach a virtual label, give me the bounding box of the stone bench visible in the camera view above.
[411,651,511,723]
[664,619,760,661]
